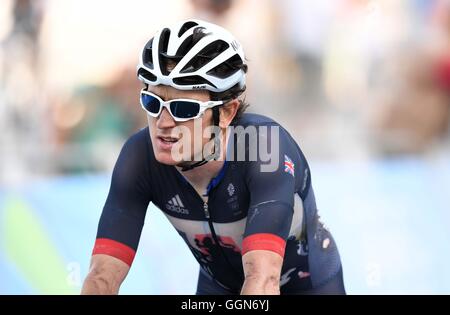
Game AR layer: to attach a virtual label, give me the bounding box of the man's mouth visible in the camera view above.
[158,136,180,144]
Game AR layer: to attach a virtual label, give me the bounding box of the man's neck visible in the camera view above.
[179,160,225,187]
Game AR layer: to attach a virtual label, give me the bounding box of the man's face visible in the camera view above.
[146,84,215,166]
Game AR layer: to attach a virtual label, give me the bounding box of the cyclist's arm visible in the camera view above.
[81,131,152,294]
[240,127,302,295]
[81,254,129,294]
[241,250,283,295]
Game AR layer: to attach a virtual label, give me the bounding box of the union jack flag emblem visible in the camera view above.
[284,155,295,177]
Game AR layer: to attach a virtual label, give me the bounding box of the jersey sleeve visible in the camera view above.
[242,126,303,258]
[92,130,152,266]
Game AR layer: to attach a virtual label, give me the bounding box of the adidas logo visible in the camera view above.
[166,194,189,215]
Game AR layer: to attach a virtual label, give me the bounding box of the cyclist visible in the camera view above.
[81,19,345,295]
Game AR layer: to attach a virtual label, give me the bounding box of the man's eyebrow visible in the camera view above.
[145,88,202,101]
[146,88,166,100]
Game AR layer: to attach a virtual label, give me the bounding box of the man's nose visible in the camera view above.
[156,108,176,129]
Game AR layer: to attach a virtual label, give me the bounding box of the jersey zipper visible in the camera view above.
[203,201,210,219]
[202,198,244,289]
[179,171,243,290]
[203,201,221,250]
[202,201,224,253]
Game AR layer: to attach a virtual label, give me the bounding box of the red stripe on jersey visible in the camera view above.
[242,233,286,258]
[92,238,136,266]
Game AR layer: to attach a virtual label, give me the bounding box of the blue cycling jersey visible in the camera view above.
[92,113,343,294]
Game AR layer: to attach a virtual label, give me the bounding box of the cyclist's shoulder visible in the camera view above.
[233,113,282,128]
[118,126,153,164]
[120,126,151,153]
[231,113,310,171]
[125,126,150,146]
[233,113,293,140]
[233,113,300,149]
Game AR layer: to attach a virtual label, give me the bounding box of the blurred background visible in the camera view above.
[1,0,450,294]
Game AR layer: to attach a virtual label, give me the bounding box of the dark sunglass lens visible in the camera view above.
[170,101,200,119]
[141,93,161,114]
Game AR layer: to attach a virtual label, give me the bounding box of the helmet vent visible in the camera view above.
[143,38,154,69]
[180,40,229,74]
[137,68,157,82]
[178,21,199,37]
[206,54,243,79]
[159,28,172,75]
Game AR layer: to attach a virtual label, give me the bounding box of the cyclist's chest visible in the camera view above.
[150,164,250,223]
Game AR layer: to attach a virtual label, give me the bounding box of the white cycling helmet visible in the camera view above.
[137,19,246,93]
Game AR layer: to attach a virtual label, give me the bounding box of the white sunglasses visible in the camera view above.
[140,90,226,122]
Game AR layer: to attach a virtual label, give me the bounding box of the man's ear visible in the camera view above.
[219,99,240,128]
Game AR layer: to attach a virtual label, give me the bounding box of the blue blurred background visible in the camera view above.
[1,0,450,294]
